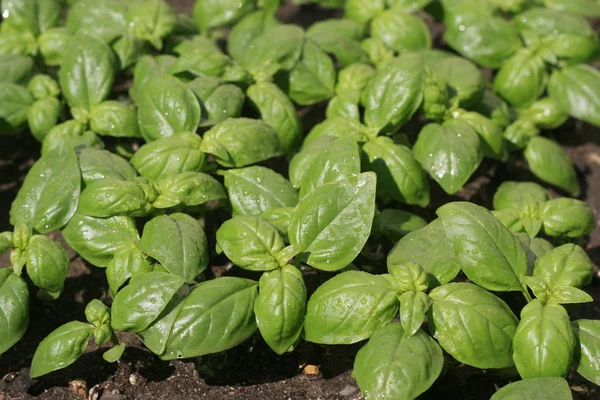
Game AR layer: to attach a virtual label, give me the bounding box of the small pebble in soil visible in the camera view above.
[339,385,358,396]
[303,365,320,375]
[69,379,87,397]
[128,374,138,385]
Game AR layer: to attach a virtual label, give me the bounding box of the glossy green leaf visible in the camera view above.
[25,235,68,293]
[200,118,282,168]
[371,10,431,53]
[130,55,177,102]
[106,242,152,296]
[304,271,398,344]
[130,133,205,181]
[216,215,285,271]
[429,282,519,368]
[377,209,428,243]
[344,0,384,24]
[513,300,575,378]
[247,82,302,154]
[361,54,425,134]
[387,219,460,287]
[548,64,600,128]
[0,269,29,355]
[138,213,208,283]
[541,199,594,238]
[78,179,153,218]
[227,10,279,64]
[126,0,176,49]
[260,207,293,239]
[65,0,127,43]
[288,40,336,106]
[0,81,34,134]
[303,116,366,145]
[573,319,600,385]
[437,202,528,292]
[111,271,185,332]
[354,323,443,400]
[255,265,306,354]
[78,148,138,186]
[519,97,568,130]
[0,54,33,84]
[494,48,547,108]
[454,111,506,161]
[103,344,126,363]
[10,146,80,233]
[223,166,298,216]
[153,172,226,208]
[27,97,61,142]
[547,286,593,305]
[136,74,201,141]
[38,27,69,66]
[58,34,116,112]
[542,0,600,16]
[30,321,94,378]
[515,7,595,38]
[363,136,430,206]
[193,0,255,32]
[89,101,141,138]
[398,291,432,337]
[41,120,103,155]
[490,377,572,400]
[168,47,230,78]
[27,74,59,100]
[1,0,61,37]
[524,137,580,196]
[533,243,593,291]
[161,277,258,359]
[493,181,550,210]
[413,120,483,195]
[62,214,139,267]
[306,19,368,68]
[289,173,376,271]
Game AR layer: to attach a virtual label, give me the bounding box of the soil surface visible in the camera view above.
[1,2,600,400]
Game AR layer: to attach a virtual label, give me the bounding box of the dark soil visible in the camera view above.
[1,2,600,400]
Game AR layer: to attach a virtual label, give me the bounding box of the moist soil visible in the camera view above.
[1,2,600,399]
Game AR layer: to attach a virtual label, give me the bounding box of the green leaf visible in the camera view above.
[344,0,384,25]
[493,181,550,210]
[542,0,600,17]
[153,172,226,208]
[0,54,34,84]
[136,74,201,141]
[377,209,428,244]
[38,27,70,66]
[519,97,568,130]
[222,166,298,216]
[288,40,336,106]
[169,47,231,78]
[41,120,103,155]
[413,120,483,195]
[78,148,138,186]
[444,17,522,68]
[516,7,595,38]
[0,30,37,57]
[533,243,593,290]
[548,64,600,128]
[30,321,94,378]
[399,291,432,337]
[361,53,425,134]
[547,286,593,304]
[111,271,185,332]
[112,34,148,70]
[454,111,506,161]
[436,202,528,293]
[363,136,430,206]
[0,270,29,355]
[304,271,398,344]
[78,179,153,218]
[195,82,245,126]
[200,118,282,168]
[10,146,80,233]
[303,116,366,145]
[227,10,279,64]
[524,137,580,196]
[130,55,177,102]
[62,214,139,267]
[429,282,519,368]
[161,277,258,359]
[130,133,205,181]
[138,213,208,283]
[193,0,255,32]
[573,319,600,385]
[58,34,116,112]
[89,101,141,138]
[247,82,302,154]
[354,323,443,400]
[255,265,306,354]
[126,0,177,49]
[65,0,127,43]
[490,377,572,400]
[103,343,126,363]
[1,0,61,37]
[493,48,547,108]
[27,74,60,100]
[289,173,376,271]
[541,198,594,238]
[306,19,368,68]
[106,242,153,296]
[387,219,460,287]
[26,235,69,293]
[513,300,575,378]
[241,24,304,80]
[27,97,61,142]
[216,215,285,271]
[371,10,431,53]
[0,81,34,134]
